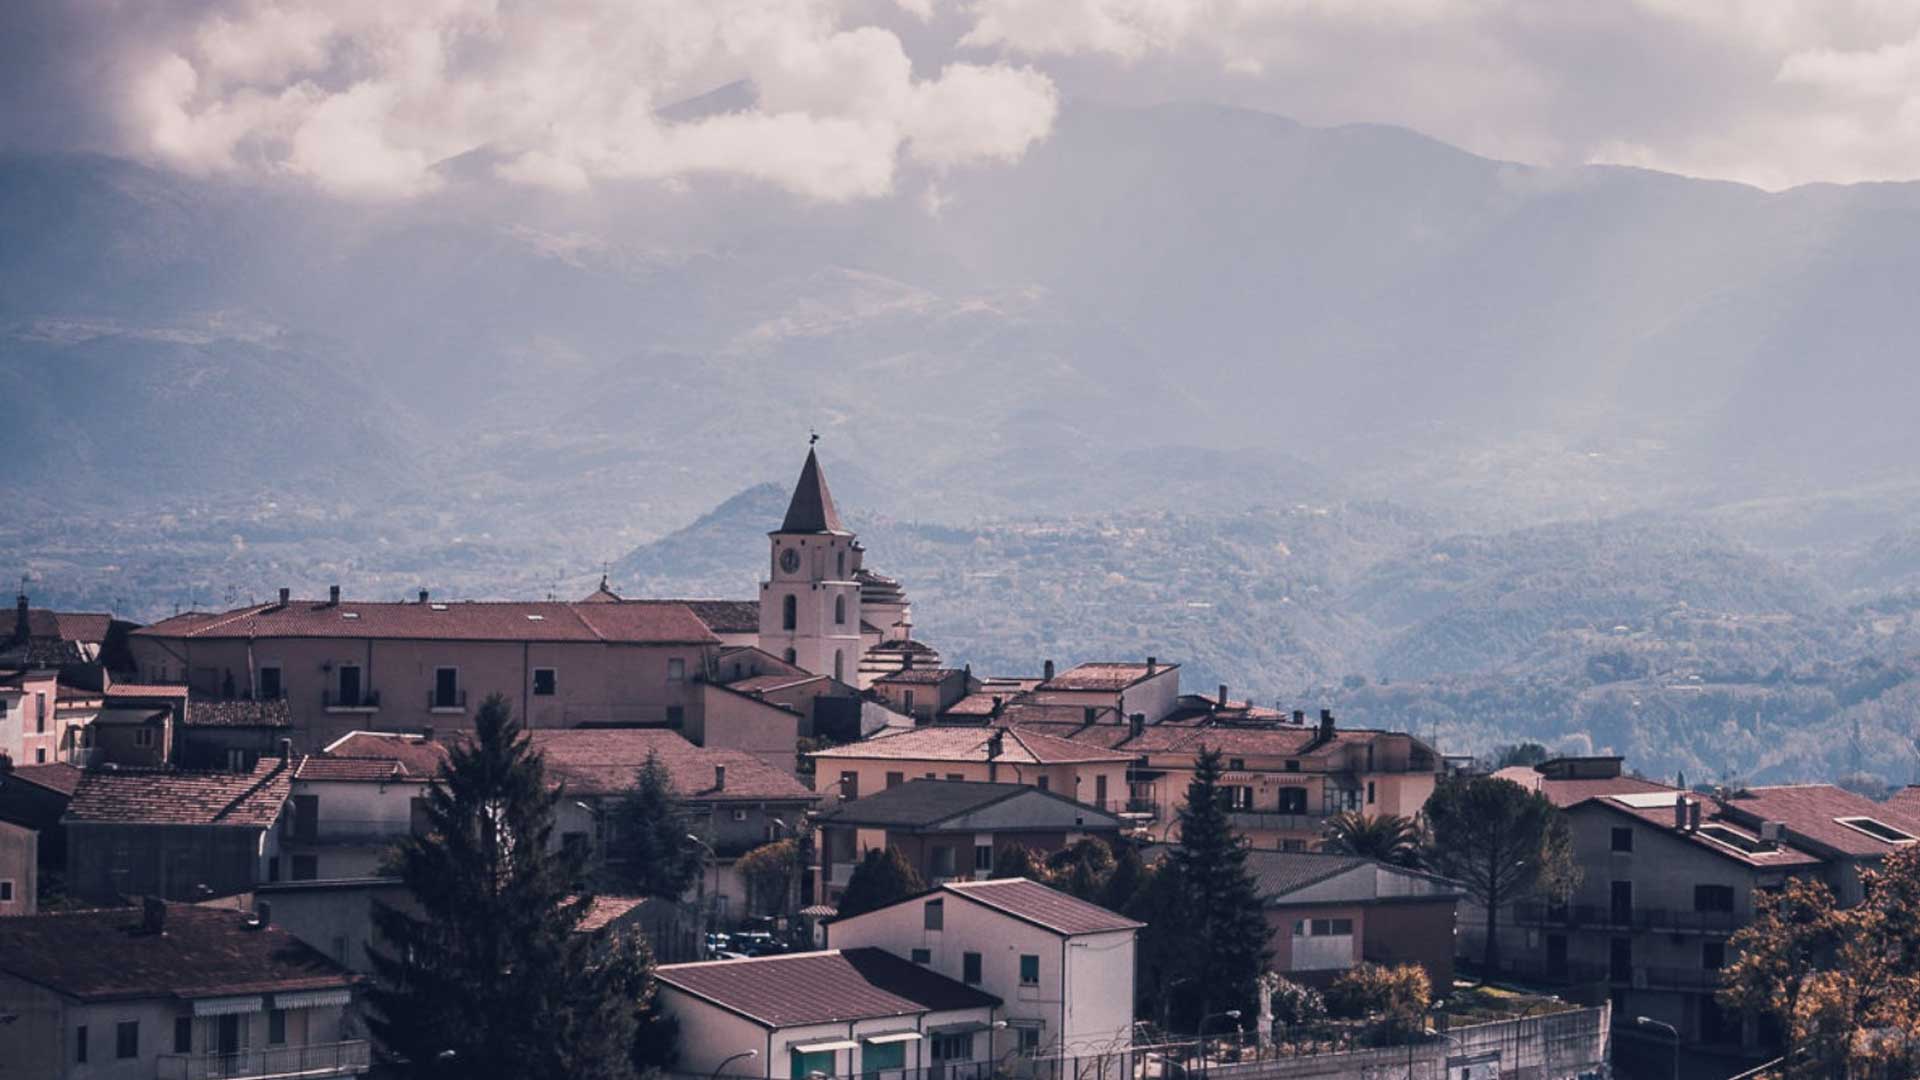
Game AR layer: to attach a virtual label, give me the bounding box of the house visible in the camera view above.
[1491,756,1675,808]
[813,781,1127,906]
[654,947,1001,1079]
[173,694,295,771]
[808,726,1135,811]
[199,878,414,975]
[870,666,976,724]
[0,663,65,765]
[827,878,1141,1067]
[286,750,435,881]
[0,818,35,914]
[62,751,294,902]
[1212,849,1463,990]
[1492,784,1920,1051]
[0,760,80,872]
[0,900,366,1079]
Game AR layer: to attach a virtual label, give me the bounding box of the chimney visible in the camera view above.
[1129,713,1146,739]
[278,738,293,766]
[1146,656,1157,675]
[327,584,341,606]
[11,593,27,646]
[1293,710,1306,726]
[1218,684,1229,709]
[1319,709,1335,740]
[990,696,1004,719]
[986,731,1004,760]
[1674,796,1688,831]
[277,587,291,607]
[143,897,166,934]
[963,663,972,680]
[419,589,430,604]
[714,764,726,791]
[1043,659,1055,681]
[420,726,435,743]
[1688,799,1702,832]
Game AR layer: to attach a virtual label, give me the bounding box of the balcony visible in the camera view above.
[1227,810,1329,833]
[1513,901,1743,935]
[1642,965,1728,990]
[322,689,381,713]
[156,1039,370,1080]
[428,689,468,713]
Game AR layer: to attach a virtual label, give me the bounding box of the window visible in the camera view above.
[1366,781,1376,805]
[34,748,45,763]
[1703,942,1726,970]
[902,690,915,714]
[1611,827,1634,852]
[945,773,964,782]
[36,692,46,732]
[134,726,156,749]
[1096,774,1108,805]
[932,1033,974,1062]
[116,1020,139,1059]
[924,898,944,930]
[433,667,458,709]
[337,664,363,707]
[1836,816,1917,843]
[1018,1027,1042,1055]
[863,1037,906,1075]
[886,771,904,789]
[0,880,12,902]
[291,854,319,881]
[1020,954,1041,986]
[533,668,557,696]
[173,1016,193,1053]
[291,794,319,842]
[840,771,859,800]
[1219,785,1252,810]
[258,666,282,699]
[1278,787,1309,814]
[1281,838,1307,852]
[1695,884,1735,913]
[269,1009,287,1045]
[975,844,993,871]
[782,595,798,631]
[783,648,797,664]
[911,948,931,964]
[1228,758,1245,770]
[792,1049,836,1078]
[76,1024,88,1063]
[835,595,847,624]
[962,951,982,984]
[837,550,846,578]
[667,659,685,683]
[665,705,685,726]
[834,650,844,682]
[1294,918,1354,936]
[1036,775,1049,792]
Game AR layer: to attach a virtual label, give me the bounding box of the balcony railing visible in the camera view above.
[1226,810,1329,833]
[322,689,381,711]
[1513,901,1743,935]
[1643,965,1728,990]
[1123,798,1161,819]
[156,1039,370,1080]
[428,689,468,711]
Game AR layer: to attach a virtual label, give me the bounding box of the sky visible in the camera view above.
[7,0,1920,199]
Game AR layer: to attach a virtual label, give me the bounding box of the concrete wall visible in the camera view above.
[701,685,802,775]
[285,776,427,880]
[0,819,37,914]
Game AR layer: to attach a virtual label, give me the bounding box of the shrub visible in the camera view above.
[1325,963,1431,1034]
[1268,977,1327,1026]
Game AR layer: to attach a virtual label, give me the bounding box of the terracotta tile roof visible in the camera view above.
[66,758,292,828]
[186,696,293,729]
[658,947,995,1027]
[103,682,189,699]
[322,732,451,776]
[942,693,1003,718]
[294,756,419,783]
[135,600,717,645]
[524,729,816,803]
[875,668,964,686]
[1718,785,1920,858]
[1533,776,1677,809]
[8,762,83,796]
[942,878,1143,935]
[1584,796,1825,869]
[726,673,824,694]
[1038,662,1178,692]
[1887,787,1920,819]
[818,780,1124,831]
[668,600,760,635]
[810,727,1132,766]
[0,903,357,1002]
[577,895,652,932]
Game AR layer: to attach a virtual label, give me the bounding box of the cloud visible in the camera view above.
[95,0,1058,200]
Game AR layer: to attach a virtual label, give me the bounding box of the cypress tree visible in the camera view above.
[1169,745,1273,1030]
[609,750,704,898]
[366,694,654,1079]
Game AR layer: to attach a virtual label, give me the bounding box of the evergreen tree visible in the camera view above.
[1423,775,1577,974]
[367,694,655,1079]
[1123,857,1192,1031]
[1168,746,1272,1029]
[836,847,925,918]
[991,842,1044,880]
[1099,844,1147,913]
[609,750,704,898]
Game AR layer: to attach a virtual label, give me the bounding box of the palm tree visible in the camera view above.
[1321,811,1426,868]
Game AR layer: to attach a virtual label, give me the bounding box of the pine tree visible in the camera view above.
[608,750,704,898]
[1423,775,1577,975]
[836,847,925,918]
[1099,844,1147,913]
[366,694,655,1079]
[1169,745,1272,1030]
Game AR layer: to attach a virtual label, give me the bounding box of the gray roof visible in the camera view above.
[778,449,848,534]
[820,780,1125,833]
[1143,845,1464,907]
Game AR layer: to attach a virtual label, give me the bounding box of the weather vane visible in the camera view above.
[809,428,819,446]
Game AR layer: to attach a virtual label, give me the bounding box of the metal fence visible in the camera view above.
[154,1039,371,1080]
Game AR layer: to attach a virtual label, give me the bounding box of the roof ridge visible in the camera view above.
[213,760,289,822]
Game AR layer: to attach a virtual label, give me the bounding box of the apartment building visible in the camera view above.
[808,726,1135,811]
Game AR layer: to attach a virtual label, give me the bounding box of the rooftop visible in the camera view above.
[1037,661,1179,693]
[810,726,1134,766]
[1719,784,1920,858]
[65,758,292,828]
[941,878,1144,936]
[1583,795,1826,869]
[777,448,849,535]
[5,761,84,796]
[294,756,420,783]
[134,599,718,646]
[1491,766,1678,809]
[524,728,816,803]
[657,947,995,1028]
[818,779,1124,832]
[322,732,451,776]
[0,902,356,1003]
[875,667,966,686]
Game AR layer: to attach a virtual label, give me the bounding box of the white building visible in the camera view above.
[827,878,1140,1069]
[654,947,1002,1079]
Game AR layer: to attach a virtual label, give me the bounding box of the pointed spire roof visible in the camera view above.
[779,449,848,534]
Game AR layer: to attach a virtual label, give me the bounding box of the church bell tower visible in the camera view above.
[759,448,863,683]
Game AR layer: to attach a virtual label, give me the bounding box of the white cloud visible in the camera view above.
[112,0,1058,200]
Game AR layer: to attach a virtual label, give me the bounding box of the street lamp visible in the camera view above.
[1637,1016,1679,1080]
[688,833,721,933]
[712,1048,759,1080]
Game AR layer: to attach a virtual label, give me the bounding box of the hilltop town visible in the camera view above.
[5,451,1920,1080]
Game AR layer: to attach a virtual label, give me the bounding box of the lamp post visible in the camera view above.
[712,1048,759,1080]
[1197,1010,1242,1078]
[688,833,720,933]
[1637,1017,1679,1080]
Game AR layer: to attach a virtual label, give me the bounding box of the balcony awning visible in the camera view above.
[863,1032,923,1045]
[191,995,264,1017]
[793,1039,861,1053]
[275,988,353,1010]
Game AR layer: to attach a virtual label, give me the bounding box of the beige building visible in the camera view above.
[809,726,1135,812]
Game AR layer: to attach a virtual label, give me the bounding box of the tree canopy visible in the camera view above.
[1321,811,1426,869]
[1423,775,1575,972]
[366,694,661,1079]
[1164,745,1272,1029]
[608,750,704,899]
[836,846,925,919]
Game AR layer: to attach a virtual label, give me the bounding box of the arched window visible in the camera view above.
[782,594,797,630]
[784,648,797,664]
[834,595,846,625]
[834,650,845,682]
